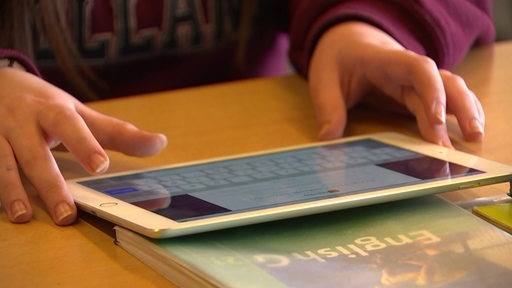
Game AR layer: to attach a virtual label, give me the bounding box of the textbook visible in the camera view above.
[473,203,512,234]
[114,196,512,287]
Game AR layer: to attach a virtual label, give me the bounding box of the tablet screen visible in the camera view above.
[79,139,482,222]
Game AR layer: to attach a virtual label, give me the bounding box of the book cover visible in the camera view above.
[473,203,512,233]
[114,196,512,287]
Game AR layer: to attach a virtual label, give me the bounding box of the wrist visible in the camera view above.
[320,21,403,50]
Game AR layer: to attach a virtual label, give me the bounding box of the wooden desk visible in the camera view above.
[1,41,512,287]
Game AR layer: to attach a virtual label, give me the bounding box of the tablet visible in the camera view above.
[67,132,512,238]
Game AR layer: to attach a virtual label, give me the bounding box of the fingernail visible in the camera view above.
[441,139,454,149]
[54,202,74,224]
[434,102,446,124]
[91,154,109,174]
[11,200,28,221]
[318,124,340,141]
[157,133,168,148]
[318,128,332,141]
[469,118,484,134]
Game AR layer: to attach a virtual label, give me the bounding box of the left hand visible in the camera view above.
[307,21,485,147]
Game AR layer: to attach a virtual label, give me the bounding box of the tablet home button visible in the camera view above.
[100,202,118,207]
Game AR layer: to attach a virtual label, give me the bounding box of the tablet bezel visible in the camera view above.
[66,132,512,238]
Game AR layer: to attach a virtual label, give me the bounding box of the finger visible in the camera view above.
[0,137,32,223]
[366,51,447,127]
[402,87,453,148]
[79,106,168,157]
[309,76,348,140]
[441,70,485,141]
[407,54,447,126]
[308,48,350,141]
[37,103,110,175]
[10,126,77,226]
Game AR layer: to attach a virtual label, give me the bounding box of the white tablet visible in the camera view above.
[67,132,512,238]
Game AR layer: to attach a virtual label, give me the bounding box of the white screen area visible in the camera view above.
[79,140,481,221]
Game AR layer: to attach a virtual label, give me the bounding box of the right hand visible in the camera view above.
[308,22,485,147]
[0,68,167,225]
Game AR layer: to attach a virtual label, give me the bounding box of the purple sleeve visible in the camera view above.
[0,49,40,76]
[288,0,495,76]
